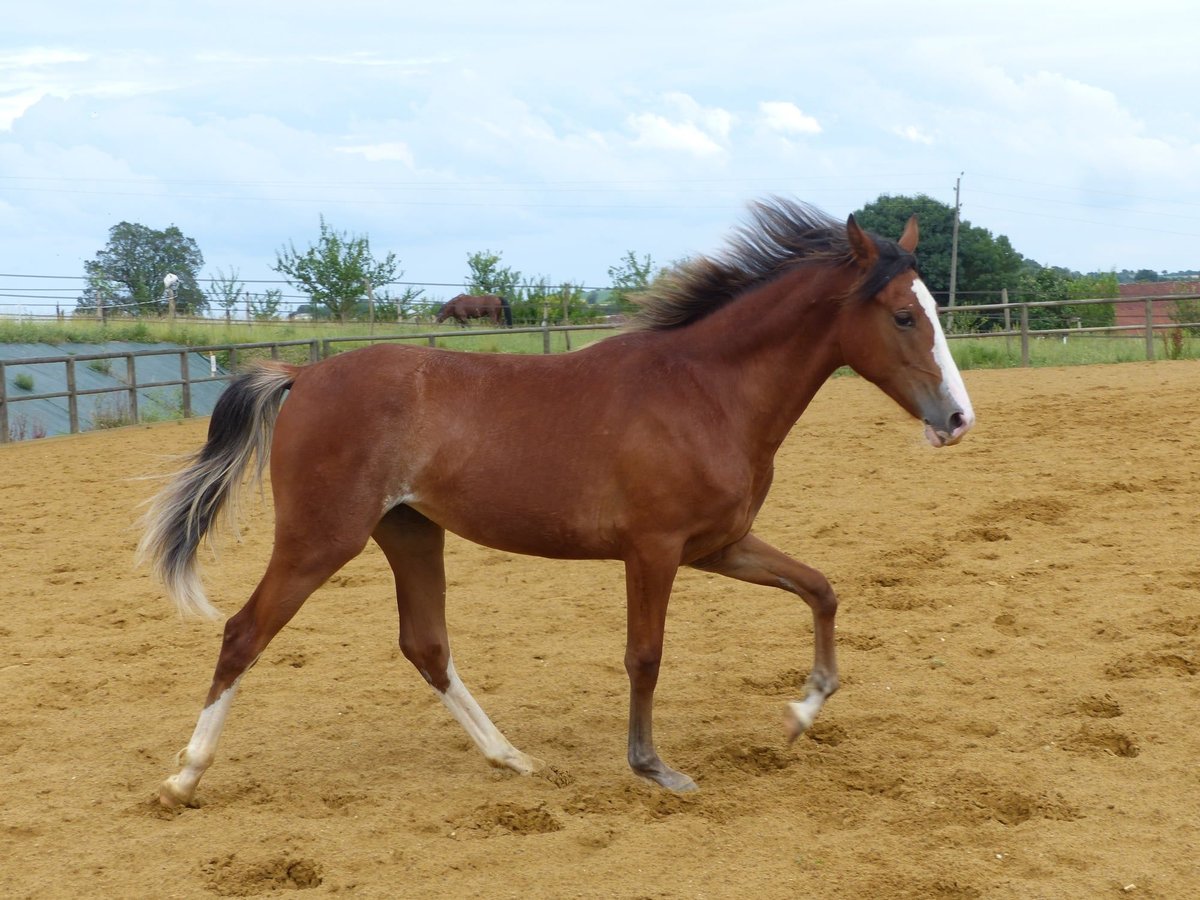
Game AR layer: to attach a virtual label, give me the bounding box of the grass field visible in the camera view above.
[2,316,1197,368]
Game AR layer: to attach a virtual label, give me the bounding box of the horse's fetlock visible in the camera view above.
[805,670,838,698]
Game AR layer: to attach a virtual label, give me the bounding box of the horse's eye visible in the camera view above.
[893,309,915,328]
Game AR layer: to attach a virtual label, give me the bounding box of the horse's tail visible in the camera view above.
[500,295,513,327]
[137,361,298,619]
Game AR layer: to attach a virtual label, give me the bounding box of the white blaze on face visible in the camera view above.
[912,277,975,431]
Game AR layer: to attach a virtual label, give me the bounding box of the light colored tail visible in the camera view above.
[137,361,298,618]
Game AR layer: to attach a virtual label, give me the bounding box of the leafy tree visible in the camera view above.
[852,194,1025,306]
[78,222,206,317]
[207,267,245,321]
[465,250,523,296]
[607,251,655,313]
[553,281,598,323]
[1011,266,1116,330]
[1133,269,1160,283]
[247,288,283,322]
[852,195,956,293]
[274,217,401,323]
[374,287,423,323]
[461,249,535,322]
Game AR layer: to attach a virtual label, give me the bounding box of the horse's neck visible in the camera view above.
[676,271,846,453]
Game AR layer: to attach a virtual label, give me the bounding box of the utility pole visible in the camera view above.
[947,173,963,333]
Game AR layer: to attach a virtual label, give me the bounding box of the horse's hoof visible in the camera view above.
[489,749,546,777]
[511,752,547,776]
[661,771,698,793]
[157,777,191,810]
[633,763,697,792]
[785,701,816,743]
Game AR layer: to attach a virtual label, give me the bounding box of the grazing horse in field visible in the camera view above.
[141,198,974,808]
[434,293,513,327]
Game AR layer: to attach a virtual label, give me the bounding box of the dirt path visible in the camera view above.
[3,361,1199,899]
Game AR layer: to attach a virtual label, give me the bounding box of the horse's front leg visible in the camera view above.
[623,550,696,791]
[693,533,839,741]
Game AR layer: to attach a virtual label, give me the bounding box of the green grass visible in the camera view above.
[4,316,1197,369]
[0,316,616,356]
[947,333,1197,368]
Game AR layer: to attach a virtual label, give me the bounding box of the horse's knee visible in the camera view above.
[788,570,836,618]
[810,580,837,618]
[624,649,662,685]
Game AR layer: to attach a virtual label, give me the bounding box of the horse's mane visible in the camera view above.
[629,197,913,332]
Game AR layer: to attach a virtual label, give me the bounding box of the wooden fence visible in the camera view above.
[0,323,615,443]
[3,294,1199,443]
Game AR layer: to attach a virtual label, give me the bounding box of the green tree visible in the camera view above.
[274,217,401,323]
[247,288,283,322]
[78,222,206,317]
[465,250,522,296]
[852,195,956,293]
[852,194,1025,306]
[607,251,655,313]
[552,281,598,323]
[1012,266,1116,331]
[206,267,245,322]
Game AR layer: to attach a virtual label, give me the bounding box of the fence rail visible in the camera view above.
[0,323,618,443]
[3,294,1199,443]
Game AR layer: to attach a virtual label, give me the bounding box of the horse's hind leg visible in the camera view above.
[623,548,696,791]
[158,529,368,809]
[373,506,543,776]
[693,533,840,741]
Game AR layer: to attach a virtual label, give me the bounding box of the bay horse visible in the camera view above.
[434,293,513,327]
[141,199,974,809]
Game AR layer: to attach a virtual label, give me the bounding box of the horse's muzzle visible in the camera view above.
[924,409,974,448]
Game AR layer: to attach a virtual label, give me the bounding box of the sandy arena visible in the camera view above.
[2,360,1199,899]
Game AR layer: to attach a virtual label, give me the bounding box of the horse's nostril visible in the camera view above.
[949,411,966,431]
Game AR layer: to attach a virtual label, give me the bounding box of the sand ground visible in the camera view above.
[2,360,1199,899]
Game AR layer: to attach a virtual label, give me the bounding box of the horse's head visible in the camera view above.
[837,215,974,447]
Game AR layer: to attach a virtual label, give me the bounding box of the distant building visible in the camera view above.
[1114,281,1200,329]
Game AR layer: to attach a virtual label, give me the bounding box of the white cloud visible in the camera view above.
[625,93,733,158]
[0,91,46,131]
[627,113,726,157]
[337,142,415,165]
[893,124,933,145]
[0,48,89,70]
[663,92,734,140]
[759,101,821,135]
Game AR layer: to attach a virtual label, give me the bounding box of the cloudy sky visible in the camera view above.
[3,0,1200,315]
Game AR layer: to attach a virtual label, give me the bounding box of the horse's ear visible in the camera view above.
[898,215,919,252]
[846,215,878,269]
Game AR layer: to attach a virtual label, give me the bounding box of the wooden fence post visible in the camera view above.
[0,362,8,443]
[1145,298,1155,361]
[179,351,193,418]
[1020,303,1030,367]
[309,341,320,363]
[125,354,139,424]
[1001,288,1012,360]
[66,358,79,434]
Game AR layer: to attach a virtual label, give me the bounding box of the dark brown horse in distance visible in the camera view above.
[434,293,513,326]
[141,198,974,808]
